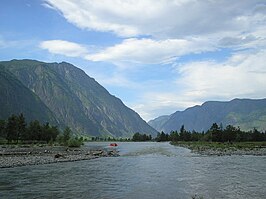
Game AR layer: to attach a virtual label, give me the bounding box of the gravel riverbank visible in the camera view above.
[176,143,266,156]
[0,145,119,168]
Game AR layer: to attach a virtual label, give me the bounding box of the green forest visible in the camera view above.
[131,123,266,142]
[155,123,266,142]
[1,113,266,144]
[0,113,83,147]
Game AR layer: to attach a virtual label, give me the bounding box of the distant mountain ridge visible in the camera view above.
[148,115,171,131]
[148,98,266,133]
[0,66,58,125]
[0,59,157,137]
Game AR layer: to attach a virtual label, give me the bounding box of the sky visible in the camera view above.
[0,0,266,121]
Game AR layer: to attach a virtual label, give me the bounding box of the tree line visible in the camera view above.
[156,123,266,142]
[132,132,152,141]
[0,113,83,146]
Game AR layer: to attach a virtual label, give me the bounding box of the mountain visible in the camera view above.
[0,59,157,137]
[0,67,58,125]
[149,99,266,133]
[148,115,171,131]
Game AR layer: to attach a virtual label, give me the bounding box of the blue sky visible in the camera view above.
[1,0,266,121]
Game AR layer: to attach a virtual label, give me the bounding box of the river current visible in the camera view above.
[0,142,265,199]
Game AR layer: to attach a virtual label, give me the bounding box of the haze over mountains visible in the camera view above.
[149,99,266,133]
[0,59,157,137]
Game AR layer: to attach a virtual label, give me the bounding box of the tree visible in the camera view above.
[252,128,262,141]
[49,126,59,142]
[158,131,167,141]
[63,127,71,145]
[209,123,222,142]
[132,132,152,141]
[179,125,186,141]
[27,120,42,141]
[6,114,18,143]
[0,120,6,139]
[17,113,26,143]
[223,125,238,142]
[41,123,59,143]
[132,132,141,141]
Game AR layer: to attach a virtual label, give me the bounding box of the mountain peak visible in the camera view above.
[0,59,157,137]
[149,98,266,133]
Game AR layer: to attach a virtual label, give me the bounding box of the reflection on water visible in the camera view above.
[0,142,265,199]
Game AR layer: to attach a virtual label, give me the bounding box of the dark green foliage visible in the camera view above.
[169,130,179,142]
[156,123,266,142]
[6,114,19,143]
[223,125,238,142]
[132,132,152,141]
[27,120,42,141]
[156,131,169,142]
[2,113,59,143]
[41,123,59,143]
[0,120,6,139]
[67,137,83,147]
[57,127,83,147]
[17,113,26,142]
[208,123,221,142]
[63,127,71,143]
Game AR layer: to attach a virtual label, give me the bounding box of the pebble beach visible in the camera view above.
[0,145,119,168]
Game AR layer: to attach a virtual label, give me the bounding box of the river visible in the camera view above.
[0,142,265,199]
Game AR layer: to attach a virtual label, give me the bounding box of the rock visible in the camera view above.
[92,150,104,156]
[54,153,64,158]
[0,146,120,168]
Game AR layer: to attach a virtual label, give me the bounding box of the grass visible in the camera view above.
[171,141,266,151]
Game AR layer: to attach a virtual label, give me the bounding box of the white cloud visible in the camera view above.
[42,0,266,66]
[131,92,201,121]
[39,40,88,57]
[177,49,266,101]
[86,37,215,64]
[40,38,215,65]
[44,0,265,39]
[127,49,266,121]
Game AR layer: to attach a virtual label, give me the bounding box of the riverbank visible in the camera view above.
[171,141,266,156]
[0,145,119,168]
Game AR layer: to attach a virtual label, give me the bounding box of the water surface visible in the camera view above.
[0,142,265,199]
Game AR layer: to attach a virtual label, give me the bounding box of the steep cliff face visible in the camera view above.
[0,59,157,137]
[148,115,171,131]
[149,99,266,133]
[0,66,58,125]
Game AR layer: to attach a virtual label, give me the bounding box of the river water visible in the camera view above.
[0,142,265,199]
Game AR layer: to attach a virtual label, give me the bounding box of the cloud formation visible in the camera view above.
[41,0,266,120]
[44,0,265,39]
[178,49,266,100]
[40,38,214,65]
[40,40,88,57]
[42,0,266,66]
[131,49,266,120]
[86,38,215,64]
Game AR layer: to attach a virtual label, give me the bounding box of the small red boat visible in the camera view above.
[110,143,118,147]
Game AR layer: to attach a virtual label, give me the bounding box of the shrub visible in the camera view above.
[67,138,83,147]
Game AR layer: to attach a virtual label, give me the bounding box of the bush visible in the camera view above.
[67,138,83,147]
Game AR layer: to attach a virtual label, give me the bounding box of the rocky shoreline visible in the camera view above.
[177,144,266,156]
[0,145,119,168]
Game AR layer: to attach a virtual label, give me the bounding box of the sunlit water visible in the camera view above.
[0,142,265,199]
